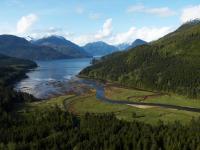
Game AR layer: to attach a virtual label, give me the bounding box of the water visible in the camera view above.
[15,58,92,99]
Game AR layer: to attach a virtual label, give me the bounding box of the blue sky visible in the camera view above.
[0,0,200,45]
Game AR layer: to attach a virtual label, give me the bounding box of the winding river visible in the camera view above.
[80,79,200,113]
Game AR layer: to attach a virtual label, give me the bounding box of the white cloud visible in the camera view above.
[72,17,173,46]
[109,26,173,45]
[127,4,175,17]
[27,18,112,45]
[181,5,200,23]
[28,27,74,40]
[72,18,113,45]
[73,35,94,45]
[17,16,172,46]
[17,14,38,34]
[95,18,113,39]
[73,26,172,46]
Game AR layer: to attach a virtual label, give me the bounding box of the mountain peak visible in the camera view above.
[32,36,91,58]
[178,19,200,31]
[133,39,146,43]
[128,39,147,49]
[184,19,200,25]
[46,35,66,40]
[32,35,72,46]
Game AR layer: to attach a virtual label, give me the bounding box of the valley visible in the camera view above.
[16,69,200,125]
[20,81,200,125]
[0,0,200,147]
[13,22,200,123]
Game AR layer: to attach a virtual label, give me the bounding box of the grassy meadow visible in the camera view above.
[20,88,200,125]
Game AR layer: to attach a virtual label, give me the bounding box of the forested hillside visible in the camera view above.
[0,48,200,150]
[0,109,199,150]
[0,54,37,115]
[80,20,200,98]
[0,54,37,86]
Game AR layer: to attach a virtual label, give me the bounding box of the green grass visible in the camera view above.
[146,95,200,108]
[65,93,200,125]
[19,89,200,125]
[105,86,152,100]
[67,95,130,114]
[105,86,200,108]
[18,95,74,113]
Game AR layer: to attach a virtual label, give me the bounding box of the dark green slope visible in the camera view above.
[80,21,200,98]
[0,54,37,86]
[0,54,37,115]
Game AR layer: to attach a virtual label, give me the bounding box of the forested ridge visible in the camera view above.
[80,20,200,98]
[0,54,37,86]
[0,54,37,112]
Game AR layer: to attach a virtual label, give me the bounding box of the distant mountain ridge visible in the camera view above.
[83,41,119,56]
[116,39,147,51]
[32,36,91,58]
[0,35,69,60]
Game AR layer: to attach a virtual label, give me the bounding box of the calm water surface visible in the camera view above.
[15,58,92,99]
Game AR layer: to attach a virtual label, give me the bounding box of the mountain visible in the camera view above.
[83,41,119,56]
[128,39,147,49]
[116,39,147,51]
[0,35,68,60]
[80,20,200,98]
[32,36,91,58]
[116,43,130,50]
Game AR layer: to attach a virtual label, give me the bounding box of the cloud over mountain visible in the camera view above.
[17,14,38,34]
[181,5,200,23]
[95,18,113,39]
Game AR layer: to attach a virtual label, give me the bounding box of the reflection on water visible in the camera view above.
[15,58,92,99]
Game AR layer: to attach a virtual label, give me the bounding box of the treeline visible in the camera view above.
[0,86,37,112]
[0,54,37,86]
[0,107,200,150]
[0,55,37,117]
